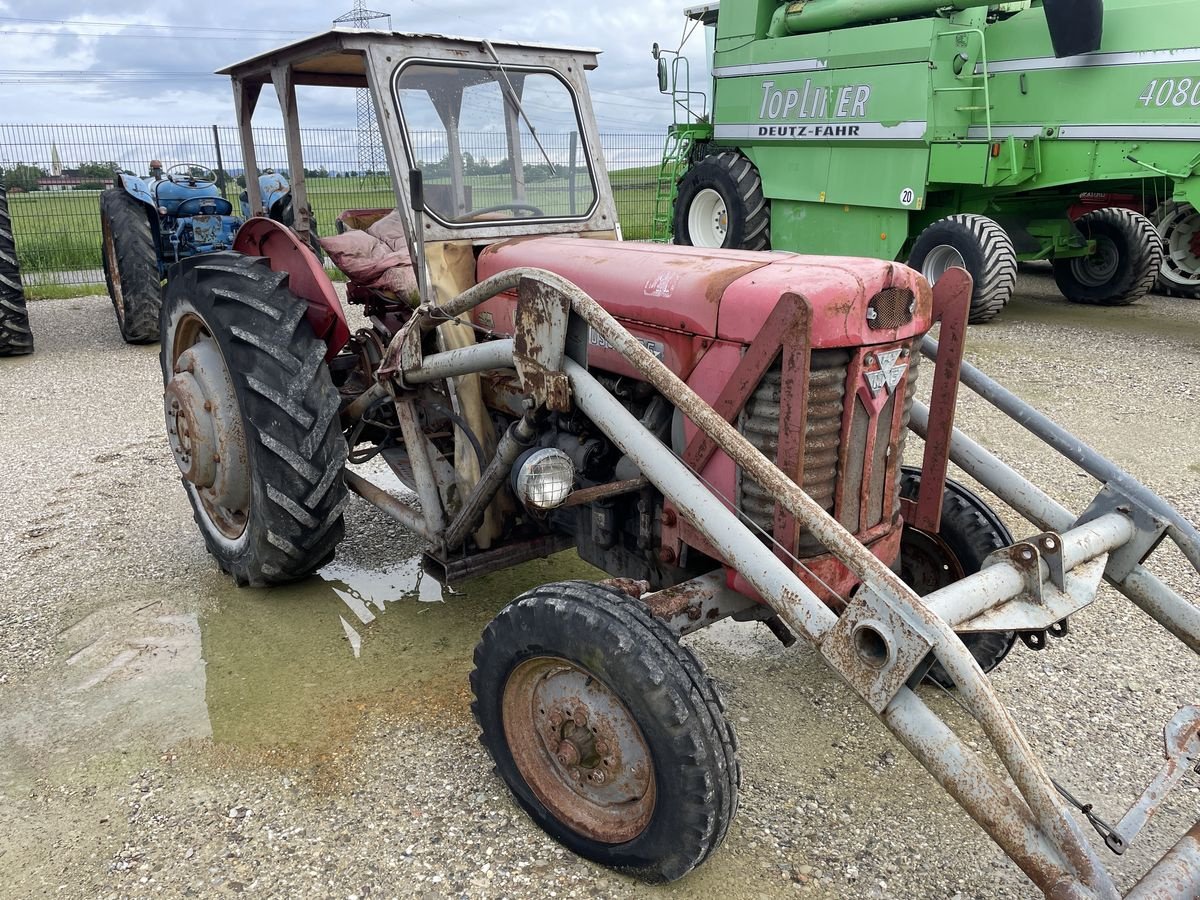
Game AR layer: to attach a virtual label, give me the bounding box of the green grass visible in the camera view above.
[8,168,661,279]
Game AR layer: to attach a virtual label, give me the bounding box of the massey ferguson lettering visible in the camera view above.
[759,79,872,121]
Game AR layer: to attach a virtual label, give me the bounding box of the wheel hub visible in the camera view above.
[503,657,655,844]
[164,338,249,524]
[1070,235,1121,287]
[1160,204,1200,290]
[921,243,967,285]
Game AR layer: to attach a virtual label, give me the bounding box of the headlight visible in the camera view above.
[514,448,575,511]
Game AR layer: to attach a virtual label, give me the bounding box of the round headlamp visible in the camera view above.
[514,448,575,511]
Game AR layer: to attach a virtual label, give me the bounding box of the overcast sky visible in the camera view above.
[0,0,708,134]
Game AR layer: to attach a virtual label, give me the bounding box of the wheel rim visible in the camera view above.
[502,656,656,844]
[1158,204,1200,291]
[687,188,729,248]
[921,244,967,285]
[101,216,125,321]
[900,526,967,594]
[165,312,250,541]
[1069,235,1121,287]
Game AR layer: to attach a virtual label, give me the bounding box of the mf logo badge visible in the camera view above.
[863,349,908,397]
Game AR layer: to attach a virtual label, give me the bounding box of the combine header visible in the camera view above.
[655,0,1200,320]
[159,27,1200,896]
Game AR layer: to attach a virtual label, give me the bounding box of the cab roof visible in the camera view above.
[217,28,601,86]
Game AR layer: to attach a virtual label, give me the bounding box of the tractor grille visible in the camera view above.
[867,288,915,331]
[739,350,849,544]
[738,347,919,557]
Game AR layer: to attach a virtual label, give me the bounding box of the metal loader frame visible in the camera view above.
[337,264,1200,899]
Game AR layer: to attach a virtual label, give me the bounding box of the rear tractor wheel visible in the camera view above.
[160,253,348,586]
[1152,200,1200,299]
[672,151,770,251]
[898,467,1017,688]
[1053,207,1162,306]
[100,188,162,344]
[472,582,739,882]
[907,214,1017,324]
[0,180,33,357]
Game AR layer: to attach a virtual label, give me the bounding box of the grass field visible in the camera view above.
[10,166,660,296]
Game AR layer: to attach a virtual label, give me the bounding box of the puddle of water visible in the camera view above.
[198,549,603,755]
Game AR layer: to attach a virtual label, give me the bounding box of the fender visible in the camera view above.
[232,217,348,360]
[258,172,292,217]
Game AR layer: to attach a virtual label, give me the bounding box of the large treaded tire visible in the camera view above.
[471,582,739,883]
[907,214,1017,324]
[160,253,347,586]
[898,468,1017,689]
[1053,207,1162,306]
[1151,200,1200,299]
[673,151,770,251]
[101,188,162,344]
[0,180,33,357]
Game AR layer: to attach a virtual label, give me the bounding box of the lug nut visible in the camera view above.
[591,769,607,785]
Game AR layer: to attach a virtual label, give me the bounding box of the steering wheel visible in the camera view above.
[166,163,219,186]
[460,202,546,221]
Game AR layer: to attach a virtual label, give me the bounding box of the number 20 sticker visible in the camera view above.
[899,188,916,207]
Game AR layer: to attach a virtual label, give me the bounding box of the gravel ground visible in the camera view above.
[0,275,1197,900]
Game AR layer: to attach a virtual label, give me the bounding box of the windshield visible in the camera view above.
[393,61,598,226]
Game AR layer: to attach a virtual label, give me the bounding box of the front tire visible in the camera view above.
[101,189,162,344]
[0,180,33,357]
[673,151,769,251]
[907,214,1017,324]
[1053,208,1162,306]
[1152,200,1200,299]
[898,468,1017,688]
[471,582,739,882]
[160,253,347,586]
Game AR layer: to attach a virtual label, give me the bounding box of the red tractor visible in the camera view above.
[160,29,1200,897]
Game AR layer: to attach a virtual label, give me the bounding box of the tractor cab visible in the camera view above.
[219,29,620,290]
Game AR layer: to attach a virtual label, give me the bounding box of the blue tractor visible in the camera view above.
[100,162,310,344]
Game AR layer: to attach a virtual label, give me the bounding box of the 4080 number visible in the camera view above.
[1138,78,1200,107]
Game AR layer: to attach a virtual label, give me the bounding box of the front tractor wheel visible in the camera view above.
[1152,200,1200,298]
[1053,207,1163,306]
[907,214,1017,324]
[471,582,739,883]
[673,151,770,251]
[100,189,162,344]
[160,253,348,586]
[898,468,1017,689]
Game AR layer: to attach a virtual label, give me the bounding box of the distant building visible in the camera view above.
[37,172,86,191]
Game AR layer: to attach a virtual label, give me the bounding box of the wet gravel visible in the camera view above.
[0,275,1197,900]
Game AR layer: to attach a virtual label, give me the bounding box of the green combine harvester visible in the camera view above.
[654,0,1200,321]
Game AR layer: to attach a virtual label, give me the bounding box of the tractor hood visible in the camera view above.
[475,236,933,350]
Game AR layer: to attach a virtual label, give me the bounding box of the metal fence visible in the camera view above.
[0,124,666,289]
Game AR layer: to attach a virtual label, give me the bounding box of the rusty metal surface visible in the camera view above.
[560,477,649,508]
[164,316,250,542]
[513,276,572,412]
[596,577,650,599]
[912,266,972,534]
[1126,822,1200,900]
[502,656,655,844]
[1110,706,1200,853]
[343,468,434,541]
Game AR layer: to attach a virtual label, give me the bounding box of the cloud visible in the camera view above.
[0,0,707,131]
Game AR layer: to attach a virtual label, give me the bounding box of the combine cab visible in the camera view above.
[654,0,1200,320]
[158,28,1200,896]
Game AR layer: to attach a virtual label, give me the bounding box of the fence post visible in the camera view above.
[212,124,228,196]
[568,130,578,216]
